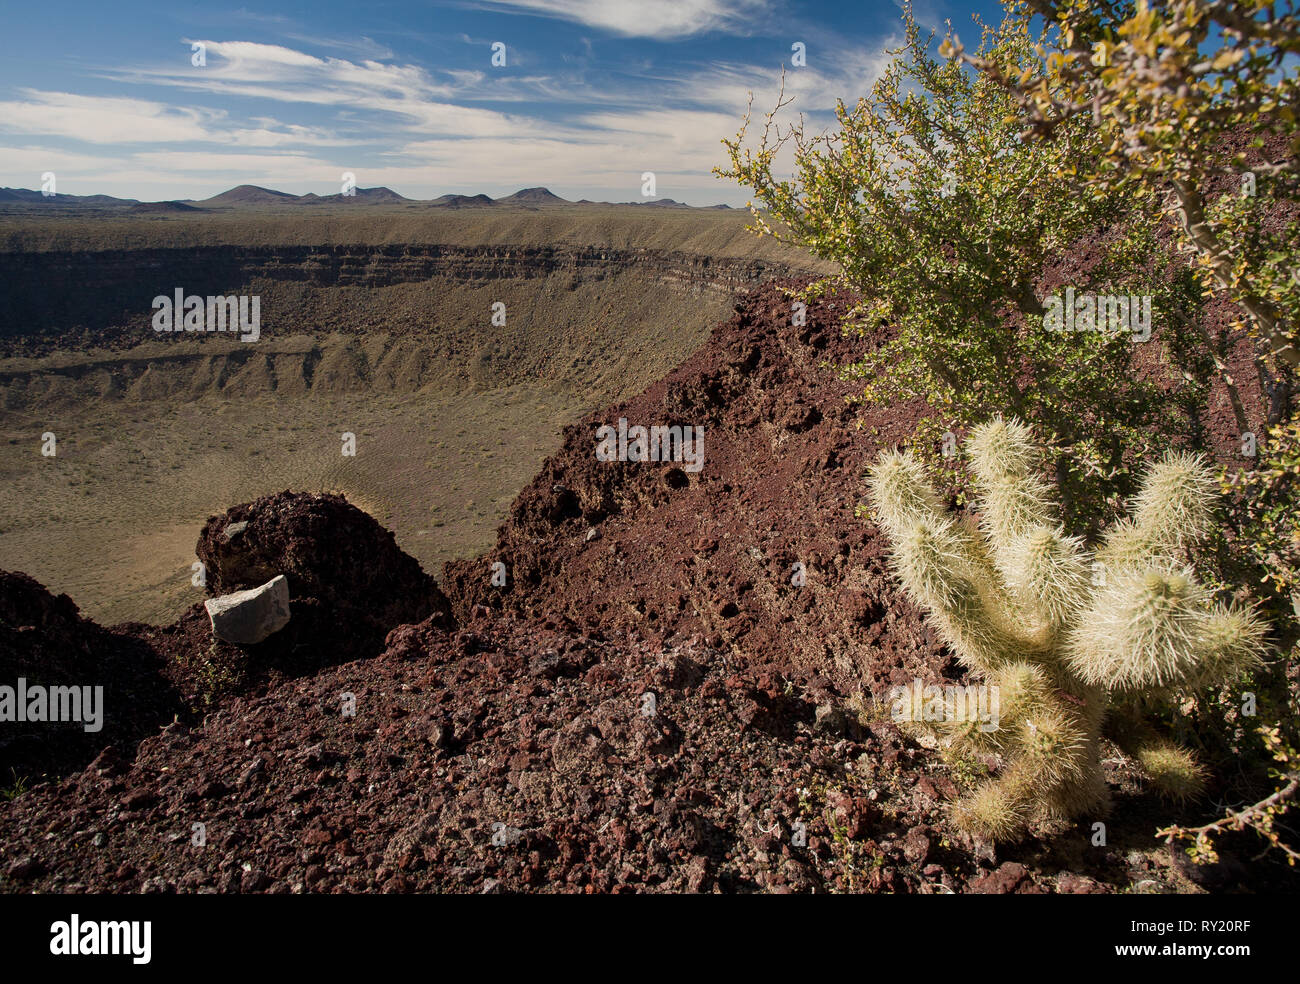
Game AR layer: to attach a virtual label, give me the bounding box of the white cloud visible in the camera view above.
[0,89,351,149]
[281,34,396,61]
[471,0,774,39]
[0,91,217,145]
[124,40,461,100]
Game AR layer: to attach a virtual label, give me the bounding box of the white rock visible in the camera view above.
[204,575,290,645]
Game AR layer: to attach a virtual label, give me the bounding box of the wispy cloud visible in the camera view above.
[281,34,396,60]
[469,0,775,39]
[0,89,351,148]
[0,91,219,145]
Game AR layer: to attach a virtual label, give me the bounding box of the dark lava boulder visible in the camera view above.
[0,569,180,783]
[142,492,455,706]
[198,490,453,628]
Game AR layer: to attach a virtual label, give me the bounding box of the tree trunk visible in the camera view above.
[1172,179,1299,371]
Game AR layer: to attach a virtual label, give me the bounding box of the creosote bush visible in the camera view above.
[718,1,1208,531]
[869,417,1269,841]
[949,0,1300,420]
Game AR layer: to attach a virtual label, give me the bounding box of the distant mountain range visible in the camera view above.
[586,197,731,210]
[0,184,734,211]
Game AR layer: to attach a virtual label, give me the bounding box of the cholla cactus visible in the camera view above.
[868,418,1268,842]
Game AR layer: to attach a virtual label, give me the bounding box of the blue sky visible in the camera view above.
[0,0,1004,205]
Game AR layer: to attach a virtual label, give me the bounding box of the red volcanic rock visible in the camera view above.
[91,491,460,708]
[197,489,453,634]
[0,569,181,782]
[131,490,463,697]
[969,861,1032,895]
[441,280,940,697]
